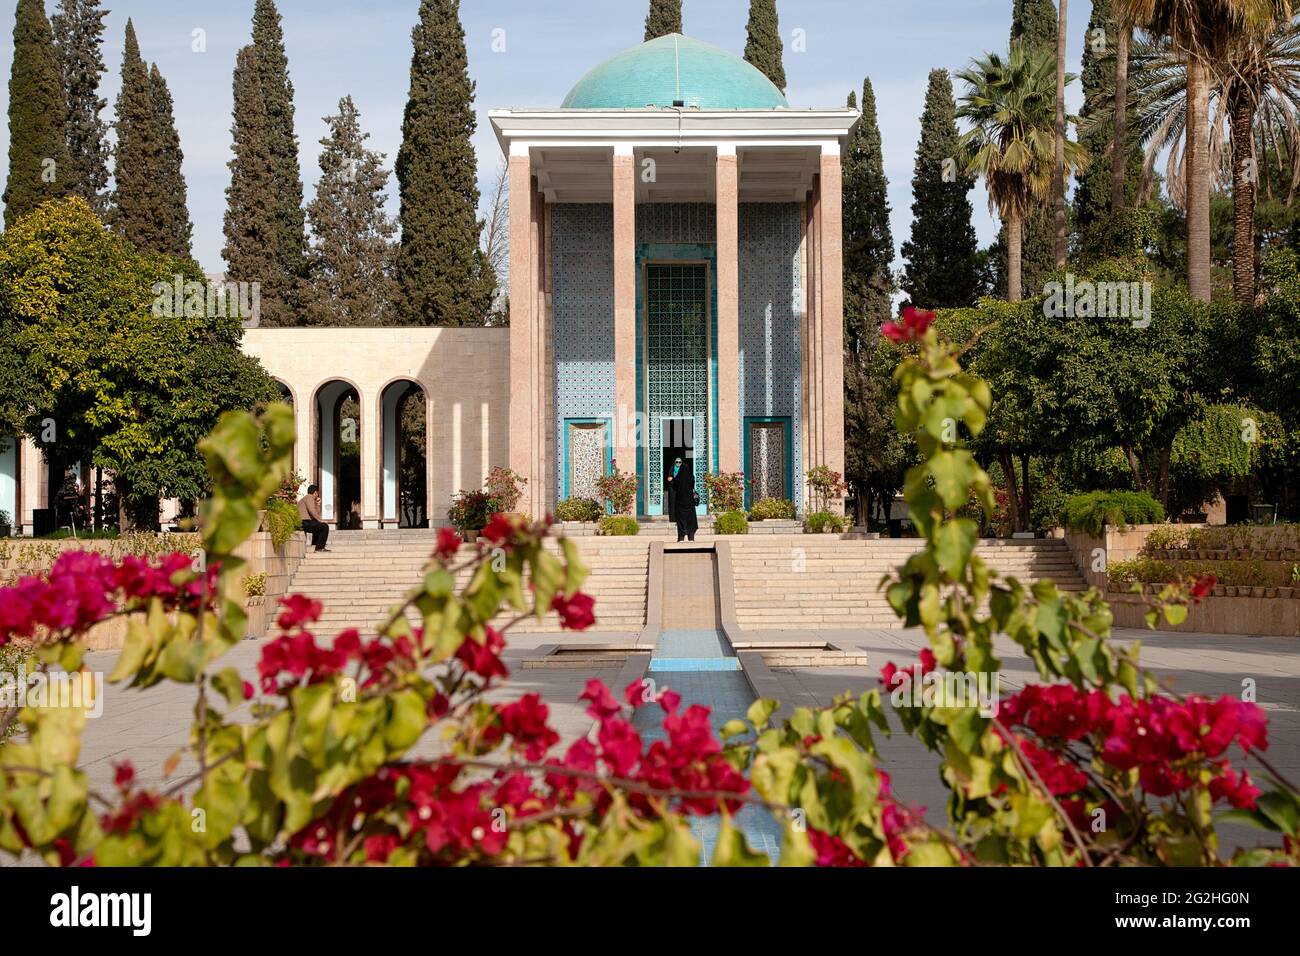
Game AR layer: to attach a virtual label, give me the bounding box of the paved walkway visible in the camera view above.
[5,624,1297,863]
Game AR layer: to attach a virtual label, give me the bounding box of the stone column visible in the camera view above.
[361,387,380,528]
[612,146,638,489]
[715,145,741,474]
[818,146,847,512]
[529,178,547,518]
[806,176,823,489]
[508,147,538,505]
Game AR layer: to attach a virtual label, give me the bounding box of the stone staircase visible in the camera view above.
[283,530,1088,638]
[287,530,650,636]
[728,536,1088,630]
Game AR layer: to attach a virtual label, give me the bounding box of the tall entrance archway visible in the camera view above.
[380,381,428,528]
[314,380,362,527]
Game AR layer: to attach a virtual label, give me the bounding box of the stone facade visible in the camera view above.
[241,327,510,528]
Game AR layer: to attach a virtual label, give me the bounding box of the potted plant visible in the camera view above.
[0,509,10,539]
[701,471,744,514]
[485,466,527,516]
[448,489,495,542]
[243,572,268,639]
[595,460,639,517]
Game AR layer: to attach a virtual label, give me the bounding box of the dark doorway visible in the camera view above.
[661,417,696,485]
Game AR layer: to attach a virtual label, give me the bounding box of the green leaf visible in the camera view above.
[383,689,428,752]
[746,698,779,731]
[711,815,770,867]
[935,519,978,579]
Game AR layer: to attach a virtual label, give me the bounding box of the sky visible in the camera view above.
[0,0,1096,276]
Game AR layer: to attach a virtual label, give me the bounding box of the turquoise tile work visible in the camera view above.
[633,670,783,863]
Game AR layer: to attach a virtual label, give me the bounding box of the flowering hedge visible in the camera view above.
[0,318,1297,867]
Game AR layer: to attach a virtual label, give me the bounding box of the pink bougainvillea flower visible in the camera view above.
[624,677,651,708]
[881,306,935,343]
[276,593,323,631]
[1189,573,1217,603]
[551,590,596,631]
[433,526,462,561]
[498,693,560,761]
[480,512,518,547]
[113,761,136,791]
[578,679,621,721]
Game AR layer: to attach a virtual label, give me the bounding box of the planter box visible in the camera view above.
[245,596,268,640]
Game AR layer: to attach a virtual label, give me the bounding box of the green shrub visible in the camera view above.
[748,497,796,521]
[264,498,302,547]
[0,644,32,739]
[714,510,748,535]
[598,515,639,536]
[448,489,497,533]
[243,572,267,597]
[702,471,744,513]
[1107,558,1176,585]
[804,510,846,534]
[1063,490,1165,536]
[554,498,603,523]
[1142,524,1192,553]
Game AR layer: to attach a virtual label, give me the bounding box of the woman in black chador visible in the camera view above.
[665,456,699,542]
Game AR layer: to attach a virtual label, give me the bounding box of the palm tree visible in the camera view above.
[1119,0,1292,302]
[1112,0,1133,211]
[958,44,1087,301]
[1121,20,1300,300]
[1054,0,1070,266]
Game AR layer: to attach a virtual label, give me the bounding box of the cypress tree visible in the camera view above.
[4,0,70,228]
[743,0,786,92]
[842,78,895,515]
[110,20,168,253]
[303,96,399,326]
[1074,2,1141,243]
[643,0,682,40]
[223,46,281,322]
[1005,0,1057,296]
[149,65,193,259]
[396,0,493,327]
[250,0,306,317]
[900,69,980,309]
[51,0,109,218]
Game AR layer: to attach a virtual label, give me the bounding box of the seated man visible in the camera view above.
[297,484,331,552]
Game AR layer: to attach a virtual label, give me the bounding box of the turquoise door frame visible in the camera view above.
[561,417,613,508]
[636,248,718,515]
[742,415,793,510]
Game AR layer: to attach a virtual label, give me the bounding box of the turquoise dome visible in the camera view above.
[561,34,788,110]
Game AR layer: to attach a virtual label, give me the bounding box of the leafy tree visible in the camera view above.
[1008,0,1060,293]
[957,46,1085,301]
[1119,0,1292,303]
[643,0,682,40]
[0,198,276,529]
[51,0,110,218]
[743,0,786,92]
[900,69,980,309]
[302,96,399,326]
[842,78,898,520]
[109,20,168,254]
[251,0,307,319]
[4,0,70,228]
[149,64,193,260]
[224,46,280,322]
[396,0,494,326]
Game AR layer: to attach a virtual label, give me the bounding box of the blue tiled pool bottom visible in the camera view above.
[655,628,733,658]
[648,657,741,672]
[635,669,783,864]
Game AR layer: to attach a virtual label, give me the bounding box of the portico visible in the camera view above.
[493,33,856,520]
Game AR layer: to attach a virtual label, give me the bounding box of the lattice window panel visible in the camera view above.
[749,421,787,502]
[646,264,709,511]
